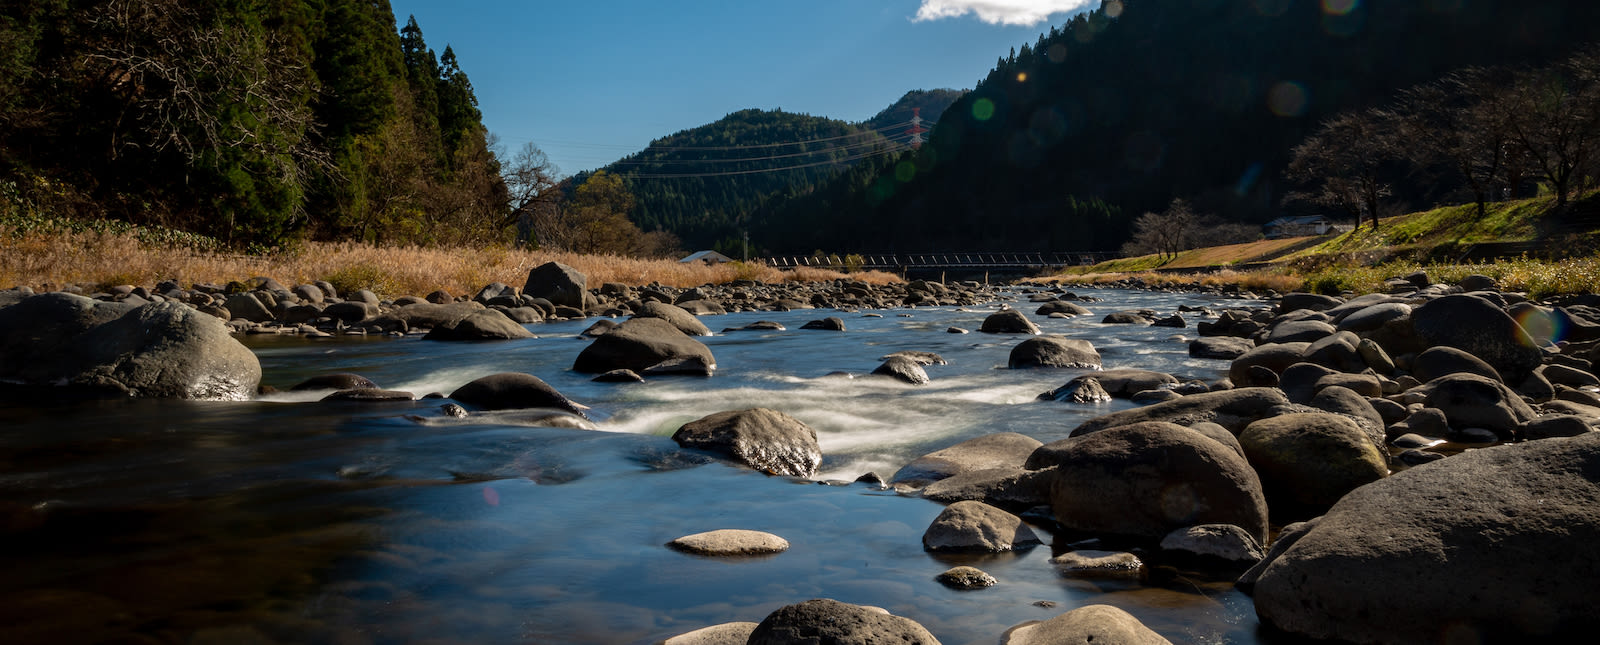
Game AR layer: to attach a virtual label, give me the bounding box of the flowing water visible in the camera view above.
[0,288,1278,644]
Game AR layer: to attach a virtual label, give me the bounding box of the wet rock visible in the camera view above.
[1418,373,1537,439]
[920,468,1052,510]
[666,529,790,556]
[592,369,644,383]
[662,622,760,645]
[1038,375,1112,404]
[671,408,820,478]
[1049,550,1144,580]
[573,317,716,374]
[0,293,260,400]
[1188,336,1254,360]
[1068,388,1290,436]
[1101,311,1152,325]
[1242,433,1600,644]
[747,599,940,645]
[871,356,930,385]
[1001,604,1171,645]
[1150,314,1185,328]
[449,372,587,417]
[1036,300,1091,316]
[321,388,414,402]
[1031,421,1270,542]
[1158,524,1265,568]
[290,373,378,391]
[947,326,969,334]
[981,309,1041,334]
[921,500,1041,552]
[642,355,715,377]
[322,301,374,324]
[1410,294,1545,383]
[881,350,947,365]
[633,301,712,336]
[523,261,590,310]
[799,316,846,331]
[1008,336,1103,369]
[723,321,785,332]
[1088,368,1180,397]
[580,319,619,338]
[936,566,997,590]
[497,306,544,324]
[677,299,726,316]
[889,432,1043,488]
[1130,389,1182,403]
[1239,413,1388,519]
[421,309,535,340]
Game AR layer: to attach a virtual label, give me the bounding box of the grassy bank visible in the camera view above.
[0,225,902,296]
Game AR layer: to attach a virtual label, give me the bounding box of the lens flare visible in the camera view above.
[1268,81,1309,117]
[894,161,917,183]
[1514,308,1566,346]
[1322,0,1360,15]
[972,97,996,121]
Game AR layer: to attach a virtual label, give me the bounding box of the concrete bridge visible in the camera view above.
[760,251,1118,272]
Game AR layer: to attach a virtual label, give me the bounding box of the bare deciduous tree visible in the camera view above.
[1503,49,1600,206]
[1286,109,1402,230]
[501,141,561,248]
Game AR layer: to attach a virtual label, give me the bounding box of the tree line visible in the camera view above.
[0,0,509,249]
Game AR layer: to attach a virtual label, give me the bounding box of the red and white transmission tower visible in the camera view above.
[907,107,928,149]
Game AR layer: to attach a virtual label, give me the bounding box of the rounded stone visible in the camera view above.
[1239,413,1387,518]
[1008,336,1103,369]
[1002,604,1172,645]
[747,599,941,645]
[981,309,1041,334]
[667,529,790,556]
[921,500,1041,552]
[936,566,997,590]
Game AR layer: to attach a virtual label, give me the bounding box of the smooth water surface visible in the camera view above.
[0,288,1272,644]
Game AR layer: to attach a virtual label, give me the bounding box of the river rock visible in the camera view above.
[889,432,1043,487]
[1036,300,1091,316]
[1301,331,1365,373]
[1088,368,1180,397]
[666,529,790,556]
[1030,422,1270,542]
[1307,385,1385,432]
[1239,413,1387,518]
[1540,363,1600,388]
[290,373,378,391]
[320,388,413,402]
[449,372,587,417]
[1158,524,1265,568]
[573,317,716,374]
[1242,433,1600,644]
[1410,294,1545,383]
[747,599,940,645]
[671,408,820,477]
[223,292,274,323]
[1101,311,1151,324]
[1001,604,1172,645]
[881,351,947,365]
[1068,388,1290,436]
[1228,343,1312,387]
[1279,292,1343,313]
[0,293,260,400]
[422,309,535,340]
[920,468,1052,510]
[523,261,590,310]
[677,299,725,316]
[1038,375,1112,404]
[1008,336,1102,369]
[1418,373,1537,438]
[871,356,929,385]
[799,316,846,331]
[1336,302,1411,333]
[921,500,1041,552]
[936,566,997,590]
[980,309,1041,334]
[724,320,784,332]
[1265,319,1335,344]
[642,355,715,377]
[1189,336,1254,360]
[1413,346,1502,383]
[633,301,712,336]
[662,622,760,645]
[1522,414,1592,440]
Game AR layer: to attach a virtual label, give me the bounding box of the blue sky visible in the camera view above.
[388,1,1098,176]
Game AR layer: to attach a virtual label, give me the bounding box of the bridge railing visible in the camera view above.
[759,252,1118,270]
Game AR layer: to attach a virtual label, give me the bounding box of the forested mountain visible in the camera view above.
[600,91,962,254]
[0,0,504,248]
[762,0,1600,253]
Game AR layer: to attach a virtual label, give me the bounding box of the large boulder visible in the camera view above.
[889,432,1043,487]
[421,309,535,340]
[0,293,260,400]
[980,309,1041,334]
[1030,422,1270,542]
[747,599,940,645]
[523,261,590,310]
[921,500,1041,552]
[1417,373,1538,438]
[448,373,586,417]
[671,408,820,477]
[871,356,930,385]
[1085,368,1180,398]
[572,317,716,374]
[366,302,486,331]
[1242,433,1600,644]
[1189,336,1254,360]
[1002,605,1172,645]
[1008,336,1103,369]
[1069,388,1290,436]
[632,301,712,336]
[1229,343,1312,387]
[1037,300,1092,316]
[1238,413,1388,518]
[1410,294,1545,383]
[1412,346,1502,383]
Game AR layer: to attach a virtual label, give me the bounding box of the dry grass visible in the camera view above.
[1032,267,1306,293]
[0,229,901,296]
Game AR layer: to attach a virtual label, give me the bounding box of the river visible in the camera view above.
[0,287,1275,644]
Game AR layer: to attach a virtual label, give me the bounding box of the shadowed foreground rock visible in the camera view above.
[1242,432,1600,644]
[747,599,941,645]
[0,292,260,400]
[671,408,821,477]
[448,372,588,417]
[1001,604,1171,645]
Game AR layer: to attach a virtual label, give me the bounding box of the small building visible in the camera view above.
[679,250,735,265]
[1263,215,1333,239]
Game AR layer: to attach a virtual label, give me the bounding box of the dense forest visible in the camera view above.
[595,90,963,254]
[0,0,504,248]
[759,0,1600,254]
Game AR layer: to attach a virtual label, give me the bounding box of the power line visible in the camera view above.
[607,133,913,166]
[620,140,913,179]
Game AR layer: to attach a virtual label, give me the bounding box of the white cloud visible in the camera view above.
[913,0,1097,26]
